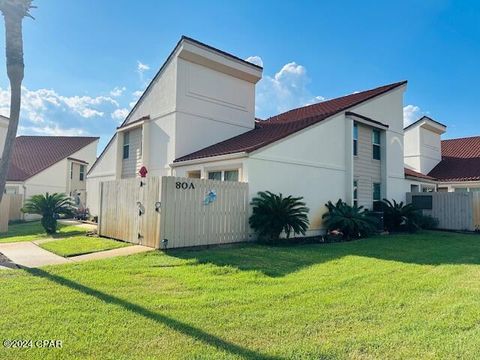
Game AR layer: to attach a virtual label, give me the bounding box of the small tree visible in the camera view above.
[22,193,75,234]
[381,199,419,232]
[249,191,310,244]
[322,199,378,240]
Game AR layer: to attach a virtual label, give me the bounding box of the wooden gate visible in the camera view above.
[98,176,250,249]
[159,176,250,249]
[98,177,161,247]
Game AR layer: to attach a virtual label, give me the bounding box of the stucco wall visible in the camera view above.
[404,124,442,174]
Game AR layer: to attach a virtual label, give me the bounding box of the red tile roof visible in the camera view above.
[428,136,480,182]
[404,168,436,181]
[174,81,407,162]
[7,136,98,182]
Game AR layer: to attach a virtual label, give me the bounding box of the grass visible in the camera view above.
[0,221,87,243]
[39,236,130,257]
[1,231,480,359]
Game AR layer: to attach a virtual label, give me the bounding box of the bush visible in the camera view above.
[381,199,419,232]
[249,191,310,244]
[416,213,439,230]
[22,193,75,234]
[322,199,378,240]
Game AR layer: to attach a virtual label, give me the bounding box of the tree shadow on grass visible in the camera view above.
[23,267,283,360]
[170,231,480,277]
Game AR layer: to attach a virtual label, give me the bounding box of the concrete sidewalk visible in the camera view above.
[0,242,70,268]
[0,241,152,269]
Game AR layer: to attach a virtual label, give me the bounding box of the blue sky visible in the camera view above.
[0,0,479,151]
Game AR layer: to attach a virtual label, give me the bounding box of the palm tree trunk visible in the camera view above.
[0,6,25,202]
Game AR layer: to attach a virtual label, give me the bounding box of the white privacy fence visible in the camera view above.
[407,192,480,231]
[99,176,250,249]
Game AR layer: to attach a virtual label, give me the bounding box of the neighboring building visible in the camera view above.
[404,116,480,192]
[0,115,8,158]
[6,136,98,218]
[87,36,408,235]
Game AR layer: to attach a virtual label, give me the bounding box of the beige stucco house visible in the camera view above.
[6,136,98,219]
[87,36,412,235]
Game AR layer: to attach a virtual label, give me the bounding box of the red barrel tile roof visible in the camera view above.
[174,80,407,162]
[428,136,480,181]
[7,136,98,182]
[405,168,436,181]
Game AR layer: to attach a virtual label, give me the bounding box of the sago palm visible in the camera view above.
[0,0,34,201]
[322,199,378,240]
[22,193,75,234]
[381,199,419,232]
[249,191,310,243]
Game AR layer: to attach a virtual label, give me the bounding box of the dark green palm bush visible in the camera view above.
[381,199,420,232]
[249,191,310,244]
[22,193,75,234]
[322,199,378,240]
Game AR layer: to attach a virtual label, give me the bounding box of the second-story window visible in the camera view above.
[79,165,85,181]
[372,129,381,160]
[123,132,130,160]
[353,123,358,156]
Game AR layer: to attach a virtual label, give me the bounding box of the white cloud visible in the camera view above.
[255,61,324,118]
[111,108,129,122]
[110,86,126,97]
[137,61,150,73]
[403,104,422,127]
[132,90,143,98]
[245,55,263,67]
[18,124,87,136]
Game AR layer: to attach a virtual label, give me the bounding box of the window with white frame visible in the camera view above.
[79,165,85,181]
[372,129,381,160]
[207,169,239,182]
[373,182,381,206]
[123,131,130,160]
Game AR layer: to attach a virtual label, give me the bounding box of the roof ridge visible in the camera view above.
[265,80,407,122]
[442,135,480,142]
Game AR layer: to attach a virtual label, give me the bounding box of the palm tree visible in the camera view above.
[22,193,75,234]
[0,0,34,201]
[322,199,378,240]
[381,199,419,232]
[249,191,310,243]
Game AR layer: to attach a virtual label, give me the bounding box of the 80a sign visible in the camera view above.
[175,181,195,190]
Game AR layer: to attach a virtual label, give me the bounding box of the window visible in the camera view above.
[70,163,73,179]
[79,165,85,181]
[410,184,419,193]
[208,171,222,181]
[208,170,240,182]
[373,182,382,210]
[123,132,130,160]
[353,123,358,156]
[187,170,201,179]
[353,180,358,207]
[224,170,239,182]
[454,188,468,193]
[372,129,381,160]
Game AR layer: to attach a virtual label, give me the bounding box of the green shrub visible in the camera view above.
[22,193,75,234]
[322,199,378,240]
[249,191,310,244]
[416,213,439,230]
[381,199,419,232]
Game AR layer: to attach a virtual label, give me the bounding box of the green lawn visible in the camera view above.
[1,231,480,359]
[0,221,87,243]
[39,236,130,257]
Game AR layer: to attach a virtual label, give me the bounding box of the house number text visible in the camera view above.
[176,181,195,190]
